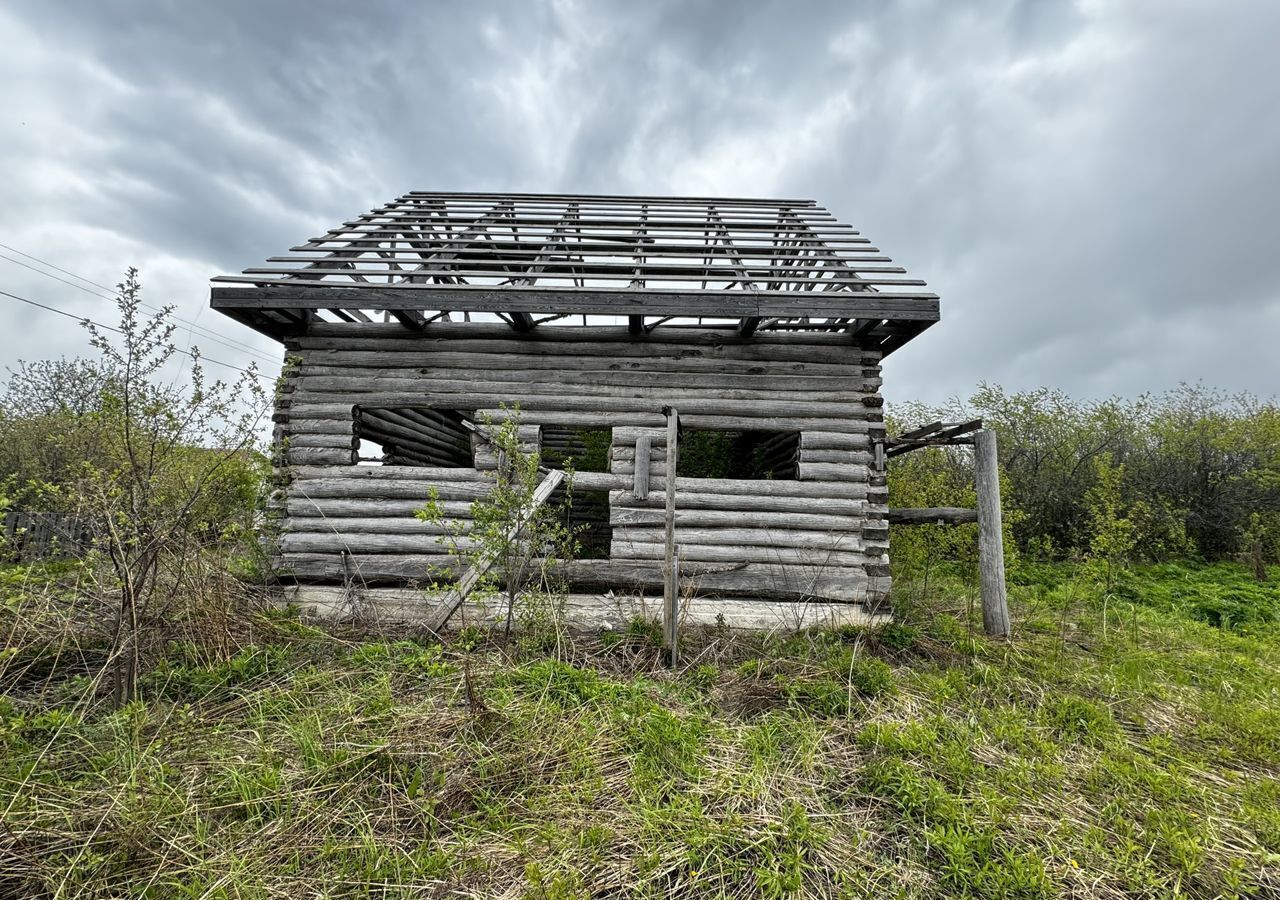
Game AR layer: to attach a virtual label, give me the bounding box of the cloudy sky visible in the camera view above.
[2,0,1277,405]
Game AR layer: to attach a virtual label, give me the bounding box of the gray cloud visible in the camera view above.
[1,0,1277,404]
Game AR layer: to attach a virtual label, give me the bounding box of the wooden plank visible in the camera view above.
[887,507,978,525]
[633,435,651,501]
[211,285,940,322]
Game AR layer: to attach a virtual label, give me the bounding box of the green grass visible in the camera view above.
[2,561,1279,898]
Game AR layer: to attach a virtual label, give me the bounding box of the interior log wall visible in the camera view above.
[270,323,889,610]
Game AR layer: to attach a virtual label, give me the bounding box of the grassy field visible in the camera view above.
[2,562,1278,899]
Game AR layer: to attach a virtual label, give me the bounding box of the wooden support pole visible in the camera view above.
[662,406,679,664]
[974,429,1010,637]
[633,435,651,501]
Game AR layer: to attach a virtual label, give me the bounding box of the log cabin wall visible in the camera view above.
[270,322,890,609]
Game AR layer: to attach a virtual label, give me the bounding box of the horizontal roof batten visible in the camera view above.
[401,190,819,206]
[324,215,866,236]
[211,285,940,321]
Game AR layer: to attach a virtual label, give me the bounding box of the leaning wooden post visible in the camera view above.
[974,429,1011,637]
[662,406,680,664]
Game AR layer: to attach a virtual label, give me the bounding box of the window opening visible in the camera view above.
[675,429,799,480]
[353,407,474,467]
[539,426,611,472]
[550,486,611,559]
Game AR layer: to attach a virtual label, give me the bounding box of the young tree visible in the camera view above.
[71,269,269,704]
[418,411,576,642]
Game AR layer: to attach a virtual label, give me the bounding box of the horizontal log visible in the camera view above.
[286,479,491,501]
[214,284,938,322]
[612,543,868,567]
[800,431,875,450]
[287,434,360,450]
[474,410,872,434]
[797,462,871,482]
[277,557,880,605]
[281,418,355,435]
[614,526,861,551]
[611,489,867,513]
[286,448,356,466]
[278,533,476,554]
[559,561,871,602]
[296,322,880,350]
[610,507,862,530]
[798,448,874,464]
[293,349,867,377]
[287,498,474,518]
[291,465,487,482]
[282,517,473,535]
[297,387,864,419]
[887,507,978,525]
[296,373,874,405]
[293,336,878,365]
[284,585,889,629]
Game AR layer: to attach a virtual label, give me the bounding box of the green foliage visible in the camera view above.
[889,383,1280,578]
[418,407,576,640]
[3,563,1280,897]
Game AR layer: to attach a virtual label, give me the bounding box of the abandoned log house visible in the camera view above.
[210,191,940,628]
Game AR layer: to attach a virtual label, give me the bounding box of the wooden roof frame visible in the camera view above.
[210,190,940,354]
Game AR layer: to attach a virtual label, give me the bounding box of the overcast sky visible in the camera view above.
[2,0,1278,405]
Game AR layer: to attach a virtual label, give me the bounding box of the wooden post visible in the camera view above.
[662,407,679,664]
[634,435,651,501]
[974,429,1011,637]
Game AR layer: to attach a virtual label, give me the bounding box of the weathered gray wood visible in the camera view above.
[613,542,866,566]
[279,533,469,554]
[293,333,881,364]
[800,431,872,450]
[633,435,651,501]
[286,479,489,501]
[278,555,872,601]
[287,434,360,450]
[610,507,861,530]
[286,498,474,518]
[798,462,871,482]
[615,526,862,551]
[887,507,978,525]
[974,430,1010,637]
[293,322,886,351]
[286,448,355,466]
[663,409,679,658]
[299,387,864,419]
[213,284,940,322]
[283,517,472,535]
[286,586,889,631]
[468,409,873,434]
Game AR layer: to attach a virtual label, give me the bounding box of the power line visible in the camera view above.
[0,287,273,382]
[0,244,279,365]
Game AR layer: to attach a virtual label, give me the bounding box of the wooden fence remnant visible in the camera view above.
[974,429,1011,637]
[662,406,680,664]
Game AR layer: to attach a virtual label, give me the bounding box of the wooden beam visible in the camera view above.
[887,507,978,525]
[211,285,940,322]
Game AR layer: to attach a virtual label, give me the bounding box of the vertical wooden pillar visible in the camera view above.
[662,407,680,664]
[974,429,1011,637]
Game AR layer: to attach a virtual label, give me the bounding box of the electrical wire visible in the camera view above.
[0,244,279,364]
[0,287,273,381]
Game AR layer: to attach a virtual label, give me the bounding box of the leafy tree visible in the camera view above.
[419,411,578,641]
[0,269,270,704]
